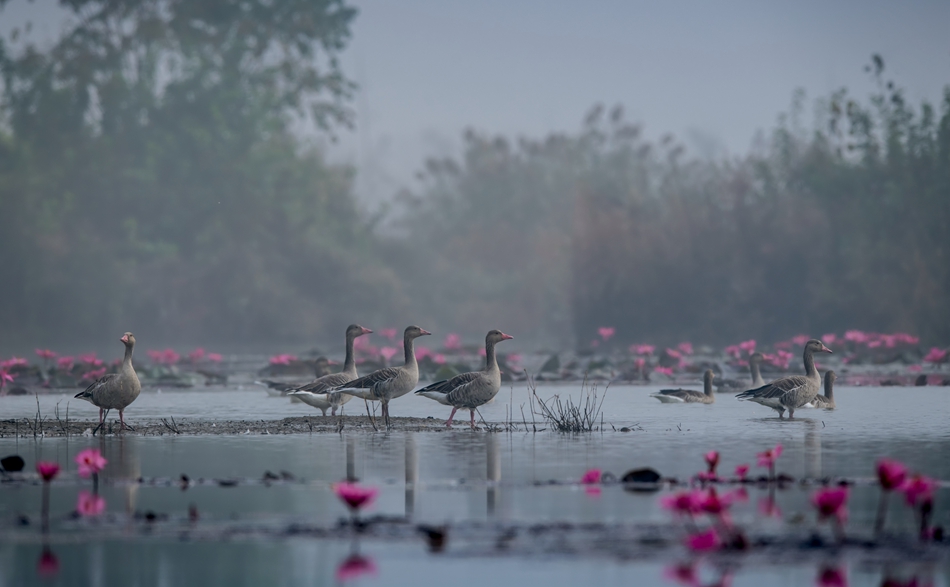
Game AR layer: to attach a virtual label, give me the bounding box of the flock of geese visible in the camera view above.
[71,327,836,432]
[651,338,837,418]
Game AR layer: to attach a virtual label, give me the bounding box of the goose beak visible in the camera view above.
[820,344,833,353]
[420,329,432,336]
[120,334,129,343]
[362,327,373,335]
[501,333,514,340]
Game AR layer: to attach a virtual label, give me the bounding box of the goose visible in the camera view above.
[415,330,513,429]
[255,357,331,396]
[810,370,837,409]
[736,339,832,419]
[288,324,372,415]
[330,325,431,427]
[650,370,715,404]
[75,333,142,432]
[716,352,766,392]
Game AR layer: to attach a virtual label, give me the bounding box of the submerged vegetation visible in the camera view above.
[0,0,947,350]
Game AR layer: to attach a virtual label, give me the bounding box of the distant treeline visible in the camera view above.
[397,60,950,347]
[1,3,947,348]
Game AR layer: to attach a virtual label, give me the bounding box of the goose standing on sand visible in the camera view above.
[330,325,431,427]
[810,370,837,409]
[415,330,514,429]
[651,370,716,404]
[736,339,832,419]
[716,352,766,393]
[75,333,142,432]
[288,324,373,415]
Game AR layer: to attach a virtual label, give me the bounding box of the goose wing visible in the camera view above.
[75,373,118,400]
[292,372,353,395]
[334,367,402,390]
[736,375,809,401]
[415,372,481,395]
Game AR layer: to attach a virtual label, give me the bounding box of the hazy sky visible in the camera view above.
[3,0,949,203]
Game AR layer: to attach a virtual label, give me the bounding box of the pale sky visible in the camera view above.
[3,0,949,203]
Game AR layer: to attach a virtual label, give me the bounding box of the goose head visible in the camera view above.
[805,339,833,354]
[346,324,373,339]
[404,325,432,340]
[120,332,136,348]
[486,330,514,345]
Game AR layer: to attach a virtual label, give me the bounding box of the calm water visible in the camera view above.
[1,384,949,586]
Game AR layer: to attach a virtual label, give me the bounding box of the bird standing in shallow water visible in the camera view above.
[415,330,514,429]
[75,333,141,432]
[736,339,832,419]
[650,370,716,404]
[288,324,373,415]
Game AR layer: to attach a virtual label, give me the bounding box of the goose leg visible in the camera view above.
[383,402,391,428]
[445,407,458,428]
[119,409,134,432]
[469,409,477,431]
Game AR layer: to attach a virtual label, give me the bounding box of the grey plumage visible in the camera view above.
[736,339,832,419]
[810,370,837,409]
[288,324,372,415]
[331,325,431,427]
[651,369,716,404]
[74,332,141,431]
[716,352,766,392]
[415,330,513,429]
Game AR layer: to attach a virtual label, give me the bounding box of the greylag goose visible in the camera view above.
[650,370,715,404]
[736,339,832,419]
[716,352,766,392]
[415,330,513,429]
[75,333,142,431]
[810,370,837,409]
[288,324,372,415]
[256,357,330,396]
[330,325,431,427]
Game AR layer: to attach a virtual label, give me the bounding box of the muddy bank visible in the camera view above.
[0,415,498,437]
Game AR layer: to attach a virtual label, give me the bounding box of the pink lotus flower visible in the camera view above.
[631,344,655,356]
[76,491,106,516]
[162,349,181,364]
[901,475,936,508]
[924,347,948,364]
[726,487,749,503]
[738,339,757,354]
[269,354,297,365]
[598,327,615,341]
[581,469,601,485]
[380,328,398,340]
[816,566,848,587]
[704,451,720,473]
[812,486,849,523]
[36,462,60,482]
[634,357,646,370]
[734,464,749,480]
[333,482,378,513]
[660,491,704,516]
[0,370,13,387]
[188,347,206,361]
[416,346,432,360]
[1,356,28,370]
[697,488,732,516]
[35,349,57,360]
[433,354,446,365]
[844,330,869,344]
[36,548,59,578]
[654,366,674,376]
[868,340,882,349]
[57,356,74,370]
[665,348,682,359]
[443,333,462,350]
[379,347,398,362]
[791,334,810,346]
[147,349,163,362]
[81,367,107,381]
[685,528,721,551]
[822,333,838,345]
[907,364,922,373]
[756,444,783,469]
[75,448,107,478]
[677,342,693,355]
[876,459,907,491]
[207,353,223,362]
[78,353,101,365]
[335,553,378,582]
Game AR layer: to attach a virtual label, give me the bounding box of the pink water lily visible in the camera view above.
[57,356,74,369]
[876,459,907,491]
[901,474,936,508]
[78,353,102,366]
[738,339,757,354]
[821,333,838,345]
[269,353,297,365]
[188,347,206,361]
[597,327,615,341]
[379,347,398,362]
[1,356,28,370]
[207,353,223,362]
[631,344,655,356]
[81,367,107,381]
[756,444,783,468]
[704,451,719,474]
[36,548,59,578]
[685,528,721,551]
[677,342,693,355]
[76,491,106,517]
[734,464,749,480]
[443,333,462,350]
[812,486,849,523]
[76,448,108,478]
[379,328,398,340]
[654,366,674,376]
[581,469,601,485]
[816,566,848,587]
[35,349,57,360]
[416,346,433,360]
[333,482,378,513]
[0,369,13,388]
[923,347,948,364]
[36,462,60,482]
[433,353,446,365]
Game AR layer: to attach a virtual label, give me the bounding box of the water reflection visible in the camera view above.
[335,541,378,583]
[815,565,846,587]
[487,434,500,517]
[804,419,822,478]
[405,435,417,517]
[98,436,140,514]
[36,544,59,579]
